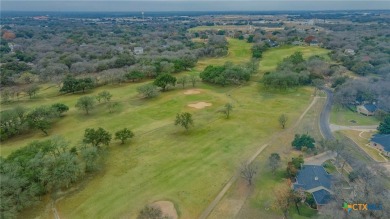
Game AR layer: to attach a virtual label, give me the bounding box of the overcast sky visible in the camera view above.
[2,1,390,12]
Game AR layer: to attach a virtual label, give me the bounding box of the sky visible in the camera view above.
[2,1,390,12]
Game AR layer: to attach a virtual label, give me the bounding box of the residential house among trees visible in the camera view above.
[370,134,390,156]
[293,165,333,208]
[357,103,377,116]
[133,47,144,55]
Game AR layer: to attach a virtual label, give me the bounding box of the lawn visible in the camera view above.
[260,46,330,73]
[195,38,253,71]
[188,25,252,33]
[209,87,326,219]
[1,39,328,219]
[323,160,337,174]
[330,106,379,126]
[340,130,387,162]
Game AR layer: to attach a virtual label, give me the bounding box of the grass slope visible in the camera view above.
[330,106,379,126]
[260,45,329,73]
[1,39,327,219]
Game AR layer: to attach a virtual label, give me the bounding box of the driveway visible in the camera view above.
[305,151,337,165]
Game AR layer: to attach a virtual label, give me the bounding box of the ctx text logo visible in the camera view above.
[343,202,383,213]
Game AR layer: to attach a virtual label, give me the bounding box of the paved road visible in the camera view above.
[319,88,334,140]
[305,151,337,165]
[319,88,375,164]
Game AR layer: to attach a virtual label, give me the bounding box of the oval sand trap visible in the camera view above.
[183,89,201,95]
[152,201,178,219]
[188,102,212,109]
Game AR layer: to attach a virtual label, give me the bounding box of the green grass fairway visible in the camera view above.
[260,46,330,72]
[330,106,379,126]
[195,38,252,71]
[188,25,252,33]
[1,39,329,219]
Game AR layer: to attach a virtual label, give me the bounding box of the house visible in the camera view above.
[133,47,144,55]
[293,165,333,207]
[344,49,356,56]
[310,40,319,47]
[266,39,278,47]
[292,41,304,46]
[357,104,377,116]
[370,134,390,156]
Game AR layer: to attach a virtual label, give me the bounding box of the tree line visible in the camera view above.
[199,59,259,86]
[0,127,134,218]
[262,52,331,90]
[0,104,68,141]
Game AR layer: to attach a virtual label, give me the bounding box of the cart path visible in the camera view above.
[199,96,320,219]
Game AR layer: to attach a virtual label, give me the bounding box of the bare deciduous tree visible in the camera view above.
[240,163,257,186]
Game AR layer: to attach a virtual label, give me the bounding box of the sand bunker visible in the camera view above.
[152,201,178,219]
[188,102,212,109]
[183,89,201,95]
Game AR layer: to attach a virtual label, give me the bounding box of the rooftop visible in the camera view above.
[294,165,333,206]
[371,134,390,152]
[294,165,332,191]
[361,104,377,113]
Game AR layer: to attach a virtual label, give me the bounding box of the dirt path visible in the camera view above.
[199,96,320,219]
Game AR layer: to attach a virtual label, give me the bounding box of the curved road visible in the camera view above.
[319,88,335,140]
[319,88,374,163]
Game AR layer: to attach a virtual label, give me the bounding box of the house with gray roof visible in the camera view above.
[371,134,390,156]
[357,103,377,116]
[293,165,333,207]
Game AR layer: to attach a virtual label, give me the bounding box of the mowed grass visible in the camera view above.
[1,39,328,219]
[195,38,252,71]
[340,130,387,162]
[188,25,251,33]
[330,106,379,126]
[260,46,330,72]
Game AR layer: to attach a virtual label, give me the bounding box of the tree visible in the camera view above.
[126,70,144,82]
[115,128,134,144]
[240,163,256,185]
[189,75,198,87]
[25,84,40,99]
[60,75,79,93]
[83,127,112,148]
[51,103,69,116]
[18,72,38,84]
[378,115,390,134]
[174,112,194,131]
[75,96,96,115]
[107,102,120,113]
[291,134,315,150]
[96,91,112,103]
[287,155,304,178]
[153,73,176,91]
[220,103,233,119]
[137,83,160,98]
[26,106,55,135]
[278,114,288,129]
[137,205,164,219]
[312,79,325,95]
[292,188,306,215]
[288,51,304,65]
[273,181,292,218]
[177,76,188,89]
[77,78,94,93]
[268,153,281,174]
